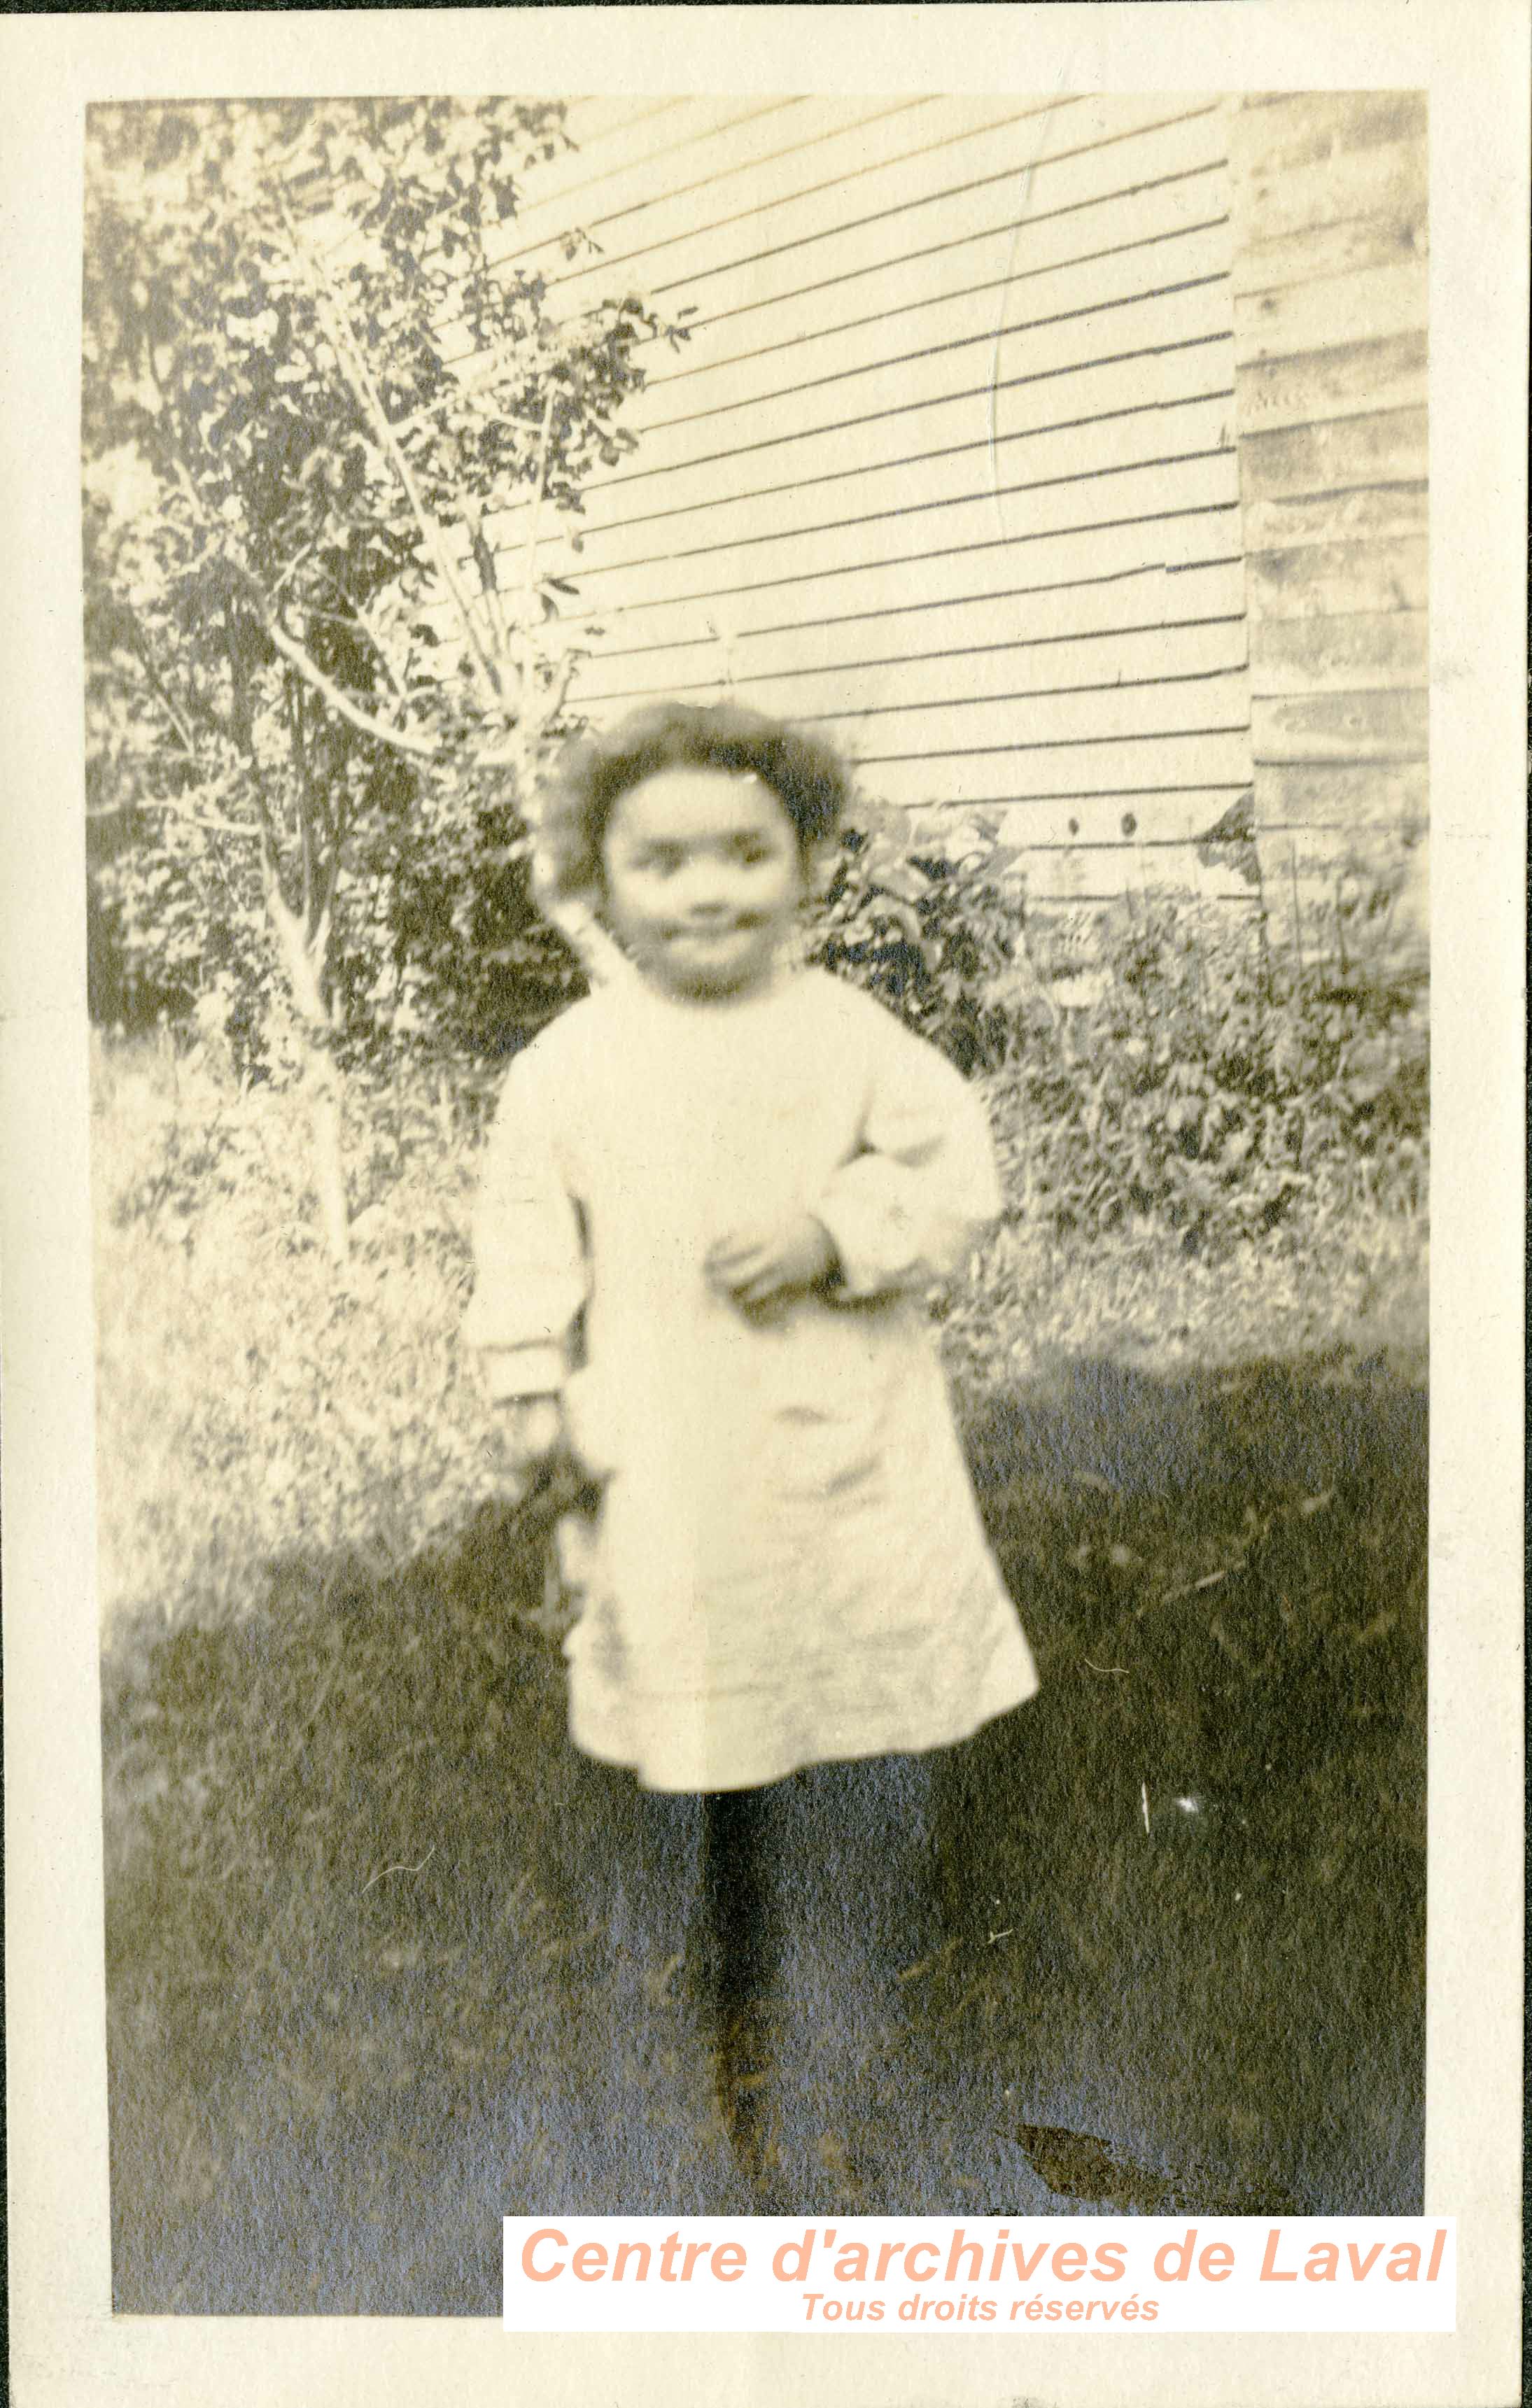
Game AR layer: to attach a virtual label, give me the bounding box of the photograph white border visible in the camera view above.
[2,7,1524,2403]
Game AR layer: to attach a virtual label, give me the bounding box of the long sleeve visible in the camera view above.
[463,1038,589,1400]
[813,1008,1003,1300]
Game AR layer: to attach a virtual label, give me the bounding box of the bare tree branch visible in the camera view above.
[270,534,323,602]
[461,484,511,662]
[125,637,202,760]
[545,645,582,730]
[511,383,558,788]
[346,595,409,701]
[388,342,547,448]
[276,193,512,728]
[142,383,531,776]
[138,789,265,840]
[264,614,451,760]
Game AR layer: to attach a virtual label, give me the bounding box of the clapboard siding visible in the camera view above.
[646,111,1230,337]
[521,337,1238,544]
[871,732,1253,810]
[1239,405,1426,498]
[633,174,1231,394]
[1258,761,1428,828]
[847,668,1252,759]
[1224,92,1428,937]
[1251,687,1428,762]
[1242,481,1426,551]
[530,95,701,172]
[546,391,1238,575]
[582,617,1250,718]
[413,531,1248,670]
[487,97,962,279]
[1232,260,1427,367]
[442,96,1263,897]
[537,505,1244,648]
[1225,90,1426,178]
[576,224,1237,459]
[1231,199,1426,299]
[498,99,1225,321]
[544,279,1238,495]
[573,559,1251,697]
[447,106,1232,392]
[537,456,1242,616]
[1232,330,1427,437]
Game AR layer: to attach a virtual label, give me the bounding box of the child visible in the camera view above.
[464,702,1038,2195]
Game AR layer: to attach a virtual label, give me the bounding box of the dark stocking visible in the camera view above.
[699,1786,781,2194]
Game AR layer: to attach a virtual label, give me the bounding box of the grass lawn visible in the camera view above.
[95,1040,1427,2311]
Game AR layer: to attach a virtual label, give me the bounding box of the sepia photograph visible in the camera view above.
[75,80,1445,2318]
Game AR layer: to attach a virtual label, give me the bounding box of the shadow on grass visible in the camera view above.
[102,1350,1425,2312]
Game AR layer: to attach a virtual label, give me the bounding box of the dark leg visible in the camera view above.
[927,1706,1038,1951]
[699,1785,784,2199]
[777,1752,943,2003]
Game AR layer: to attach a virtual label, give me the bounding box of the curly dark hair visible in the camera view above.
[537,700,852,906]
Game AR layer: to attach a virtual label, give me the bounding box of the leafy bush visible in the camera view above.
[90,746,589,1078]
[811,807,1428,1251]
[101,777,1428,1265]
[333,763,587,1067]
[811,806,1029,1076]
[993,905,1428,1245]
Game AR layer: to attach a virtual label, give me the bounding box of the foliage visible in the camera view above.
[84,98,682,1074]
[993,903,1428,1246]
[332,759,588,1064]
[91,1031,494,1620]
[812,808,1428,1251]
[811,805,1031,1076]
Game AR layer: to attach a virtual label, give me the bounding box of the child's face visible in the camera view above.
[599,765,808,1001]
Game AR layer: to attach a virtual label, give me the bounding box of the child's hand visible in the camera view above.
[707,1213,838,1312]
[489,1393,563,1481]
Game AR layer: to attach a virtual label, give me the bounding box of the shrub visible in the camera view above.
[810,806,1028,1075]
[92,759,591,1082]
[810,805,1428,1251]
[103,791,1428,1277]
[993,903,1428,1245]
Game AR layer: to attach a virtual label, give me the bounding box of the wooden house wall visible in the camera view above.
[466,95,1260,907]
[1223,92,1428,946]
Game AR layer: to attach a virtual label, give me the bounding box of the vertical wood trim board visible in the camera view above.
[1223,91,1428,926]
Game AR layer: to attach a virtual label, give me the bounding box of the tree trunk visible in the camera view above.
[262,864,351,1265]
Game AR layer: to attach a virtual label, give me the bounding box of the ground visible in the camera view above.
[102,1344,1425,2314]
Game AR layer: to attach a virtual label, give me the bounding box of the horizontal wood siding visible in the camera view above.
[1224,92,1428,943]
[467,95,1256,903]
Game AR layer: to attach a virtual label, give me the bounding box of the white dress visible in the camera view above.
[464,965,1039,1791]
